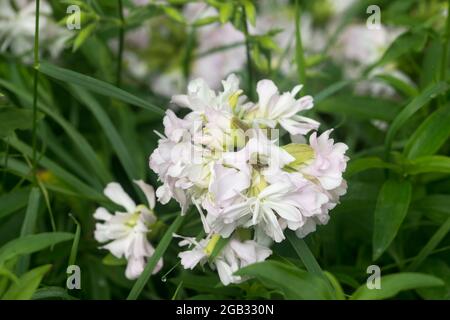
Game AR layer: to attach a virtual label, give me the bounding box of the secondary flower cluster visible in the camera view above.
[0,0,70,62]
[150,74,349,285]
[94,181,162,280]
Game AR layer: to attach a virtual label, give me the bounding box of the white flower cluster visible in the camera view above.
[150,74,349,285]
[0,0,70,62]
[94,181,162,280]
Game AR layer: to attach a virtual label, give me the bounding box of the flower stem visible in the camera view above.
[127,214,185,300]
[116,0,125,88]
[294,0,307,87]
[32,0,41,184]
[242,6,255,100]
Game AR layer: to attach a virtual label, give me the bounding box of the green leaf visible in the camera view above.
[345,157,400,178]
[416,259,450,300]
[0,233,74,266]
[161,6,185,23]
[2,265,52,300]
[73,23,97,52]
[69,86,140,182]
[38,62,164,115]
[208,236,230,262]
[324,272,346,300]
[404,105,450,159]
[0,79,112,185]
[407,218,450,271]
[243,0,256,26]
[416,194,450,215]
[317,96,401,121]
[219,2,234,23]
[235,260,333,300]
[32,286,78,300]
[370,30,428,70]
[405,156,450,175]
[374,74,418,98]
[385,82,448,153]
[127,214,185,300]
[314,80,354,104]
[16,187,41,274]
[294,0,306,85]
[102,253,127,266]
[7,136,105,201]
[0,108,43,138]
[19,188,40,237]
[68,214,81,266]
[0,188,30,220]
[373,179,412,260]
[351,273,444,300]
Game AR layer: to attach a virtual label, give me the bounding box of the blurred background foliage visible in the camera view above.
[0,0,449,300]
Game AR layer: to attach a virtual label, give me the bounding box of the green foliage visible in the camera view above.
[0,0,449,300]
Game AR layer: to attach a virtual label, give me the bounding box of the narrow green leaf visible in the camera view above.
[73,23,97,52]
[404,105,450,159]
[345,157,400,178]
[286,231,335,297]
[7,137,105,201]
[407,218,450,271]
[2,265,52,300]
[373,179,412,260]
[19,188,41,237]
[0,232,74,266]
[243,0,256,26]
[405,155,450,175]
[0,79,112,184]
[38,62,164,115]
[370,30,428,70]
[294,0,306,85]
[314,80,354,104]
[317,96,401,121]
[32,286,78,300]
[235,260,333,300]
[374,74,418,98]
[324,271,346,300]
[0,108,44,138]
[16,187,41,274]
[127,214,185,300]
[385,82,448,153]
[69,86,139,181]
[219,2,233,23]
[209,236,230,262]
[68,214,81,266]
[351,273,444,300]
[161,6,185,23]
[0,188,30,220]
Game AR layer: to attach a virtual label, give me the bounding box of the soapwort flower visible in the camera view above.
[94,181,162,280]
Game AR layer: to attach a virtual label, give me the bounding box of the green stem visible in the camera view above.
[127,214,185,300]
[116,0,125,87]
[286,231,336,298]
[32,0,41,184]
[294,0,307,87]
[242,6,254,100]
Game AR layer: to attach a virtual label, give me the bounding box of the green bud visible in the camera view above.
[204,234,222,256]
[282,143,315,171]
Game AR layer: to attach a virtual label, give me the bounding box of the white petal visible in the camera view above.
[93,207,112,221]
[134,180,156,209]
[215,259,239,285]
[102,236,132,258]
[256,79,278,109]
[104,182,136,213]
